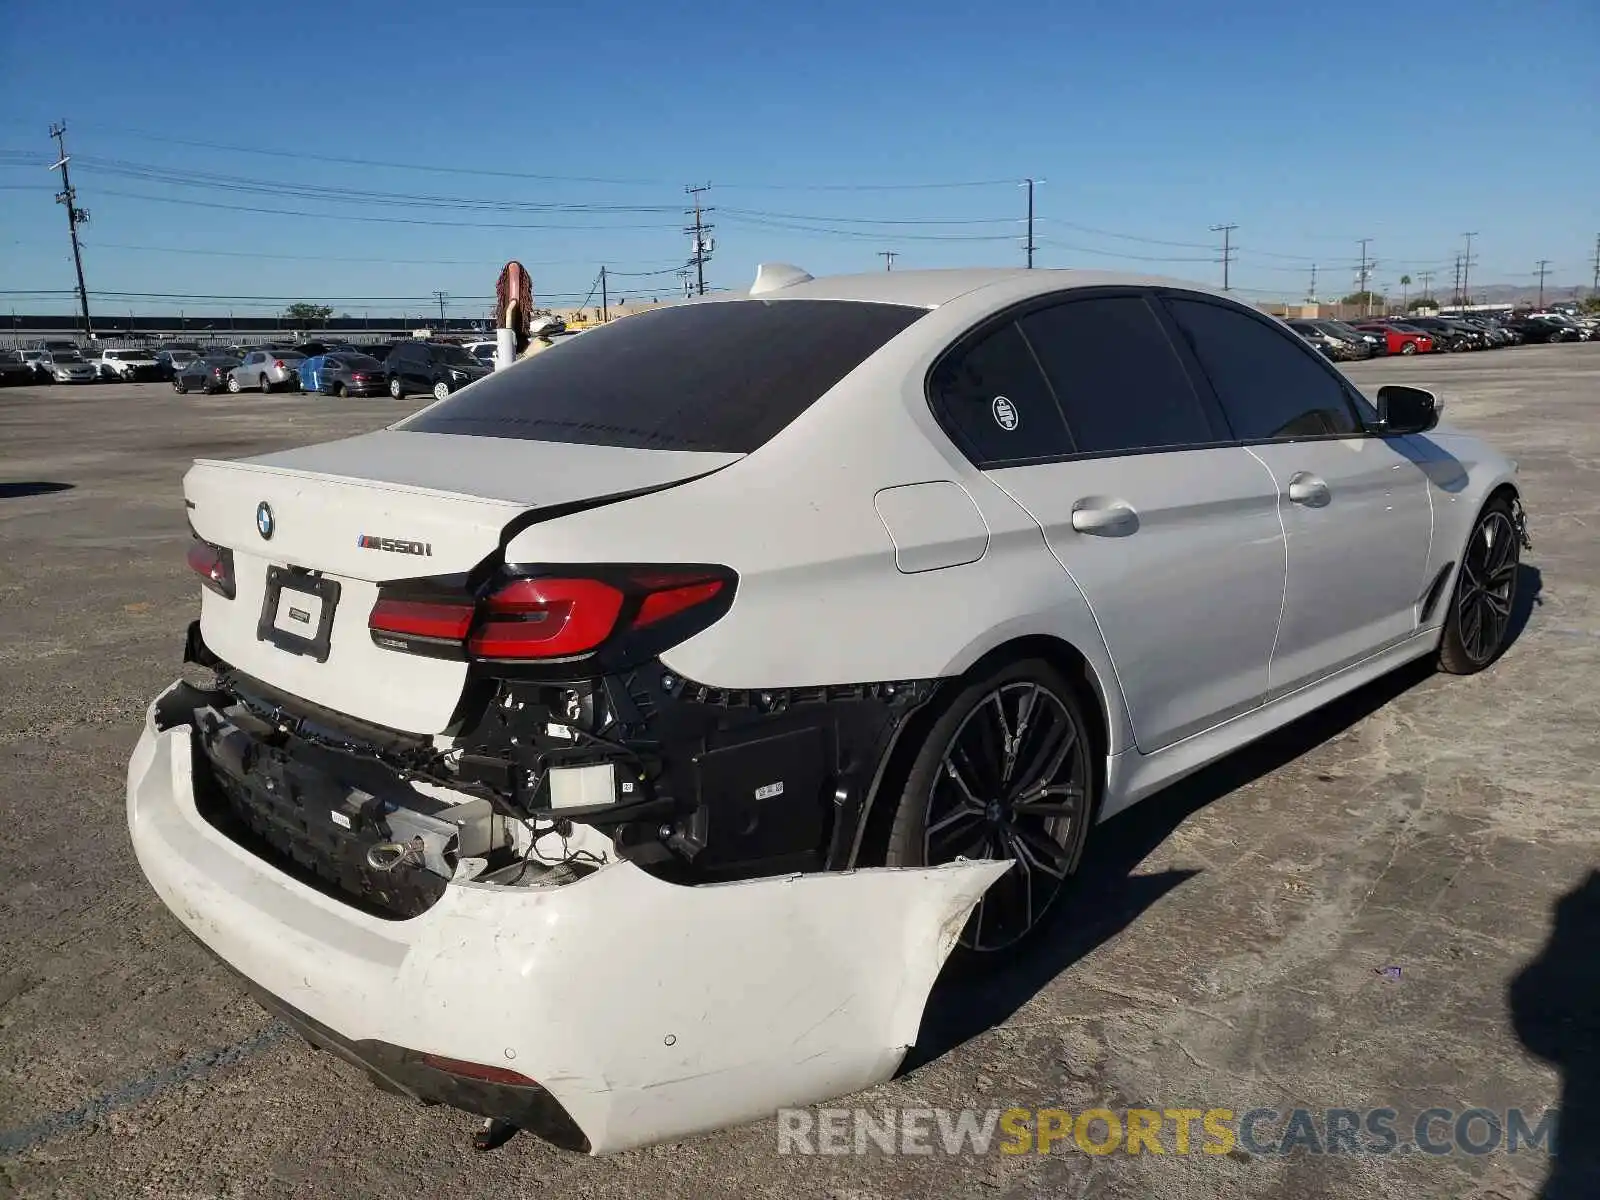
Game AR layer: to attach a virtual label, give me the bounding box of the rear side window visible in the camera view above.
[1018,296,1218,454]
[1164,297,1360,440]
[929,322,1071,465]
[399,299,925,452]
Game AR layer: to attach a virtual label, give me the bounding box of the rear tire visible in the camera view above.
[432,380,451,401]
[226,376,241,394]
[335,382,349,398]
[1401,342,1417,355]
[885,657,1095,959]
[1438,497,1521,675]
[173,382,188,394]
[389,377,405,399]
[259,374,273,394]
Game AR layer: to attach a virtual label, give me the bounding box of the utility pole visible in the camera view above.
[48,122,93,338]
[1461,232,1478,310]
[600,265,608,322]
[1418,270,1434,307]
[878,250,897,272]
[1021,178,1042,268]
[1308,263,1318,303]
[1590,233,1599,297]
[1355,238,1373,317]
[1535,259,1551,308]
[1210,224,1237,291]
[432,290,448,331]
[1451,255,1463,307]
[684,183,714,296]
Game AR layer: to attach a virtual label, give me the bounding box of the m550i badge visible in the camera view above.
[357,534,433,556]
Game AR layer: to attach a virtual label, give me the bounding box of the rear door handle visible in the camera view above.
[1070,501,1139,536]
[1287,472,1330,507]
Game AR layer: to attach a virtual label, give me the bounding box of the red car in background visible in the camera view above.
[1355,322,1434,355]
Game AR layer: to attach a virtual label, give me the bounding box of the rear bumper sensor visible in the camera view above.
[128,682,1007,1153]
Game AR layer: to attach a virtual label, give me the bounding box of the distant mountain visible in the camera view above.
[1448,282,1590,305]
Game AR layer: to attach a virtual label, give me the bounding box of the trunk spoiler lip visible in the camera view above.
[187,458,531,510]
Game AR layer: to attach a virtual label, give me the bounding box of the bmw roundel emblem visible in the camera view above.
[256,501,275,540]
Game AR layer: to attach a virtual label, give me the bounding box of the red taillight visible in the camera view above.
[369,597,474,642]
[186,537,235,599]
[419,1053,536,1087]
[469,578,625,660]
[273,358,285,370]
[634,578,724,628]
[368,567,734,661]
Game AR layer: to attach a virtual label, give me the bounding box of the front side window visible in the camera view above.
[1164,296,1360,441]
[401,299,925,453]
[929,321,1071,465]
[1018,296,1218,454]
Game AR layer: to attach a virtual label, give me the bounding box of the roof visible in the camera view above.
[706,266,1233,309]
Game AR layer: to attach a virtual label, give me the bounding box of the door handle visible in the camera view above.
[1287,472,1330,507]
[1070,502,1139,536]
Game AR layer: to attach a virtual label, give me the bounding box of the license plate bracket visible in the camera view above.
[257,566,341,663]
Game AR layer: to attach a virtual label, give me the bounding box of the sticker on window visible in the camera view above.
[992,395,1019,431]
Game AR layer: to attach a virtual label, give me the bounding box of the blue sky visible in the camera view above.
[2,0,1596,318]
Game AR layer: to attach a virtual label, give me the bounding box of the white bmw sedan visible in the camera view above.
[128,265,1527,1153]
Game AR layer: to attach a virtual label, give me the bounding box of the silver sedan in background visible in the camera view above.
[227,349,306,393]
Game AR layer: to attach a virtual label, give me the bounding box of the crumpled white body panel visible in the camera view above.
[127,684,1008,1153]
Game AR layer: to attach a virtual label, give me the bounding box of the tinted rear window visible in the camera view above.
[398,299,925,452]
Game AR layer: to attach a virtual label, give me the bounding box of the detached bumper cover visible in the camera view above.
[127,681,1006,1154]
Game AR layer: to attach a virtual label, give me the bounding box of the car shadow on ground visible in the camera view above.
[907,563,1543,1073]
[1509,872,1599,1199]
[0,482,73,499]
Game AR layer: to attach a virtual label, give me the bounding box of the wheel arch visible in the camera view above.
[848,632,1114,868]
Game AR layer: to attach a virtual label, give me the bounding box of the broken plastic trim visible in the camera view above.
[128,685,1011,1153]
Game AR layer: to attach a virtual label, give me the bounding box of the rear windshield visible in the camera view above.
[397,299,926,452]
[338,354,384,369]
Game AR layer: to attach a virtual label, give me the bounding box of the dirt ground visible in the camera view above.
[1,347,1595,1198]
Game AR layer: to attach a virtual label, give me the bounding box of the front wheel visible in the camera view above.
[173,382,188,394]
[334,382,348,398]
[259,374,273,393]
[226,376,241,394]
[1401,342,1417,355]
[432,380,451,401]
[1439,498,1522,674]
[885,658,1094,956]
[389,377,405,399]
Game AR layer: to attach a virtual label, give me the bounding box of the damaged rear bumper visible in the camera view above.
[127,680,1007,1154]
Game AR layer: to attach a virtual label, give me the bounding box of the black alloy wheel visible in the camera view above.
[887,660,1094,955]
[1439,499,1522,674]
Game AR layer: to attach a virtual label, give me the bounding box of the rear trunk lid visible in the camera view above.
[185,429,739,733]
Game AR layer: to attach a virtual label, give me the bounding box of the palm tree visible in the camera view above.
[1400,275,1412,311]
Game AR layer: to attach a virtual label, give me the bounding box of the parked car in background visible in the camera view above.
[173,356,242,395]
[1355,322,1434,355]
[1399,316,1478,352]
[1323,319,1386,357]
[1287,319,1365,361]
[360,341,399,364]
[155,348,201,380]
[385,339,490,399]
[314,352,389,397]
[94,347,165,382]
[0,351,37,386]
[462,339,499,368]
[41,350,99,383]
[228,349,306,393]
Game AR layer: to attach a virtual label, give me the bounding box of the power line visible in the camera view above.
[47,122,93,337]
[1210,224,1237,291]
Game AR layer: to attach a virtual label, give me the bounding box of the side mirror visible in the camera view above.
[1375,385,1440,435]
